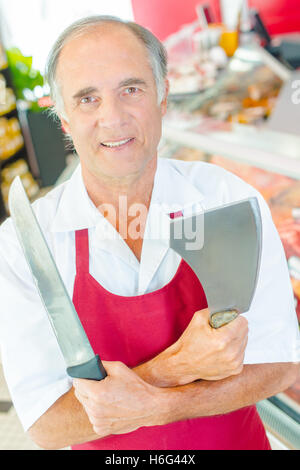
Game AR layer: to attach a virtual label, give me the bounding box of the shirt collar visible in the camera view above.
[50,158,205,233]
[150,158,205,215]
[50,164,102,232]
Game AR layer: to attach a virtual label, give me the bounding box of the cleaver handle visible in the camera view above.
[67,355,107,381]
[209,310,239,329]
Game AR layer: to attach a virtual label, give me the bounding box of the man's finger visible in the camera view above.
[221,314,248,335]
[193,308,211,325]
[237,333,248,356]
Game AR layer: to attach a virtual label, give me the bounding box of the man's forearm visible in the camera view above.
[134,341,183,386]
[28,361,298,450]
[156,363,299,425]
[135,347,299,422]
[27,387,100,449]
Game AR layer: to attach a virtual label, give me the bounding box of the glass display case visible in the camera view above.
[161,43,300,449]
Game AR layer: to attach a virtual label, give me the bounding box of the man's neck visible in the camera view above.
[81,158,157,257]
[82,157,157,211]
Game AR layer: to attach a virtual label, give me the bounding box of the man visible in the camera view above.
[0,16,299,450]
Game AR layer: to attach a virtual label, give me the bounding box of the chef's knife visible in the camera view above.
[169,198,262,328]
[8,176,107,381]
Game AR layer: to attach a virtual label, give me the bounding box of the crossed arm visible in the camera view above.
[28,309,299,450]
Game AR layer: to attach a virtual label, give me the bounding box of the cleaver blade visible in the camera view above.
[8,176,107,380]
[169,198,262,328]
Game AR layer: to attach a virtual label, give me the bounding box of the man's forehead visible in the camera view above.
[59,23,147,64]
[56,25,154,91]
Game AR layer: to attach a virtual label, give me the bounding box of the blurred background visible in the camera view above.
[0,0,299,450]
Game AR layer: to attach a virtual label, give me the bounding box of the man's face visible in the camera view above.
[57,25,168,181]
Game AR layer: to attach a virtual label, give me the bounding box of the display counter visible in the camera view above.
[161,42,300,449]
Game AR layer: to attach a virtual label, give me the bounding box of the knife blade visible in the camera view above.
[169,198,262,328]
[8,176,107,381]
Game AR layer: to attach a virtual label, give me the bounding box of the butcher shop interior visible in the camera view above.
[0,0,299,451]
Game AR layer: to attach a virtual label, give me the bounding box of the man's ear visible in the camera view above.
[161,79,169,116]
[59,116,70,135]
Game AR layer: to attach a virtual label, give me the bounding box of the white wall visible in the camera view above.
[0,0,134,73]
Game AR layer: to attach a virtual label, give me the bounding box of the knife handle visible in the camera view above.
[67,355,107,381]
[209,310,239,329]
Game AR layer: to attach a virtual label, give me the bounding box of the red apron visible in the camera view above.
[72,228,271,450]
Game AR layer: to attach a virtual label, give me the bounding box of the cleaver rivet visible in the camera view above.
[209,310,239,329]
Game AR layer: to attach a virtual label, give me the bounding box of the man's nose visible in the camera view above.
[96,95,127,129]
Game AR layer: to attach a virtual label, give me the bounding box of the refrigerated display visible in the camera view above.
[166,44,290,123]
[161,38,300,448]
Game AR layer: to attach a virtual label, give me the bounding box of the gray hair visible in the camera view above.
[45,15,168,121]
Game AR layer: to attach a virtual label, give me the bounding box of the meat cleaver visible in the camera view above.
[169,198,262,328]
[8,176,107,381]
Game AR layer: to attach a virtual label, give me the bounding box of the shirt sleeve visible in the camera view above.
[0,217,72,432]
[243,191,300,364]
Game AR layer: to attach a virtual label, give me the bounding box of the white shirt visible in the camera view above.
[0,157,299,432]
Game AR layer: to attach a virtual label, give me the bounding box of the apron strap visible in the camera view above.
[75,229,89,274]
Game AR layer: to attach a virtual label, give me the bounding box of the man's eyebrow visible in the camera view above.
[72,87,98,100]
[72,79,148,100]
[118,78,148,88]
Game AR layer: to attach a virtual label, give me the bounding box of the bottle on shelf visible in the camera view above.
[1,158,39,213]
[0,73,16,116]
[0,116,24,161]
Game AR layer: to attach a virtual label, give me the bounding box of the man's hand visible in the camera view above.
[174,308,248,383]
[135,308,249,388]
[73,361,169,439]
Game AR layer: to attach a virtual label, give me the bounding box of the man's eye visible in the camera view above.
[80,96,96,104]
[125,87,139,95]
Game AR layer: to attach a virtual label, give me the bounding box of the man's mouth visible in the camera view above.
[101,137,134,148]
